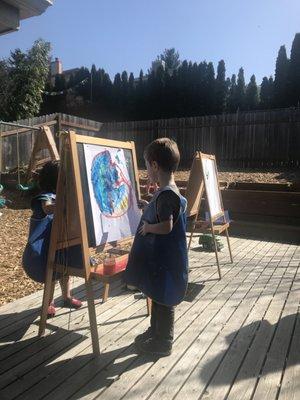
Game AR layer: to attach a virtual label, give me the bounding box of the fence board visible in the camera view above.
[1,108,300,171]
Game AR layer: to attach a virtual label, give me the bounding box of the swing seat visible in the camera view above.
[0,197,11,208]
[16,183,37,191]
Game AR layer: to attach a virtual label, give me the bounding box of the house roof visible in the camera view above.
[0,0,53,35]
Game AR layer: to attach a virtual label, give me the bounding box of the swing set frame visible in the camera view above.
[0,121,59,191]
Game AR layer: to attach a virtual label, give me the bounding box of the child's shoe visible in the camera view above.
[134,327,153,345]
[136,337,172,357]
[63,297,82,309]
[47,303,56,318]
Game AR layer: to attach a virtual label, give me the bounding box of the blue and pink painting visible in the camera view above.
[91,149,132,218]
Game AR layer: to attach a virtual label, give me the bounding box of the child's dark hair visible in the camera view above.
[38,161,59,192]
[144,138,180,173]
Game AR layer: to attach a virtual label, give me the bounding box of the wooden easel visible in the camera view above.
[38,131,143,356]
[26,125,60,181]
[186,152,233,279]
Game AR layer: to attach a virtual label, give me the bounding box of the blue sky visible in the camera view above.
[1,0,300,83]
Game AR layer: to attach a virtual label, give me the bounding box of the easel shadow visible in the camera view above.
[0,307,40,342]
[0,335,152,399]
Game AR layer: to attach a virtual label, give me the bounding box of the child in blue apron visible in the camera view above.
[22,161,82,317]
[125,138,188,356]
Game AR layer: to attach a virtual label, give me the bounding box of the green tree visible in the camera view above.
[236,67,246,110]
[245,74,259,110]
[0,60,10,119]
[127,72,135,119]
[206,62,215,114]
[90,64,97,103]
[6,39,50,120]
[159,48,181,74]
[113,73,122,120]
[274,45,289,107]
[227,74,237,112]
[260,76,274,109]
[215,60,227,113]
[287,33,300,106]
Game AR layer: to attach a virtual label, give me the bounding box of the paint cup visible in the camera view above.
[103,256,116,275]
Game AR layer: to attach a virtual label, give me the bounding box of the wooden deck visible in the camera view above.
[0,236,299,400]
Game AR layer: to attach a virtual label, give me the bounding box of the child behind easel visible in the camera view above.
[22,161,82,317]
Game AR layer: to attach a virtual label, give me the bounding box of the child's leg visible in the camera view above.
[155,302,174,344]
[59,275,70,300]
[47,280,56,317]
[49,280,55,304]
[136,301,174,356]
[59,276,82,309]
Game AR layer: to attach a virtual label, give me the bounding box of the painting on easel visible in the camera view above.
[83,144,141,246]
[201,156,223,220]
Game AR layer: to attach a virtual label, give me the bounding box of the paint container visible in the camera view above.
[103,256,116,275]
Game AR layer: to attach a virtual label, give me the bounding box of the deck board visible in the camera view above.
[0,237,299,400]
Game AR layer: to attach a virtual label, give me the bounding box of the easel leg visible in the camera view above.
[38,266,54,336]
[146,297,152,316]
[85,279,100,356]
[212,232,222,280]
[225,228,233,263]
[103,283,110,303]
[188,231,194,251]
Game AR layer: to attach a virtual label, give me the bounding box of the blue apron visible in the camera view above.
[22,193,83,283]
[125,186,188,306]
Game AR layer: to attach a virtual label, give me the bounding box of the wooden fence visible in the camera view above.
[1,108,300,171]
[0,113,103,172]
[99,108,300,168]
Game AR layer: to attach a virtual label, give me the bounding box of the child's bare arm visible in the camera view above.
[139,217,173,236]
[41,200,55,215]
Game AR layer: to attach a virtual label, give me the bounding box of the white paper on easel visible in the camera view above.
[202,158,222,218]
[83,144,141,246]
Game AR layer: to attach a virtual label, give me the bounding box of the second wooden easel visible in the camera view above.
[185,152,233,279]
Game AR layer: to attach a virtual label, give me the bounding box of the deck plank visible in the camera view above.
[77,240,266,400]
[0,237,299,400]
[19,238,245,400]
[150,242,289,400]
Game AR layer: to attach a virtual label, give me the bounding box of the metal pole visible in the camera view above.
[0,120,41,131]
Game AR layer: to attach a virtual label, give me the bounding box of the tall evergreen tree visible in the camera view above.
[206,62,215,114]
[215,60,227,114]
[227,74,238,112]
[236,67,246,110]
[260,76,274,109]
[113,73,122,119]
[245,75,259,110]
[73,67,90,100]
[287,33,300,106]
[159,48,181,74]
[121,71,129,118]
[274,45,289,107]
[136,69,146,119]
[128,72,135,119]
[195,61,208,115]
